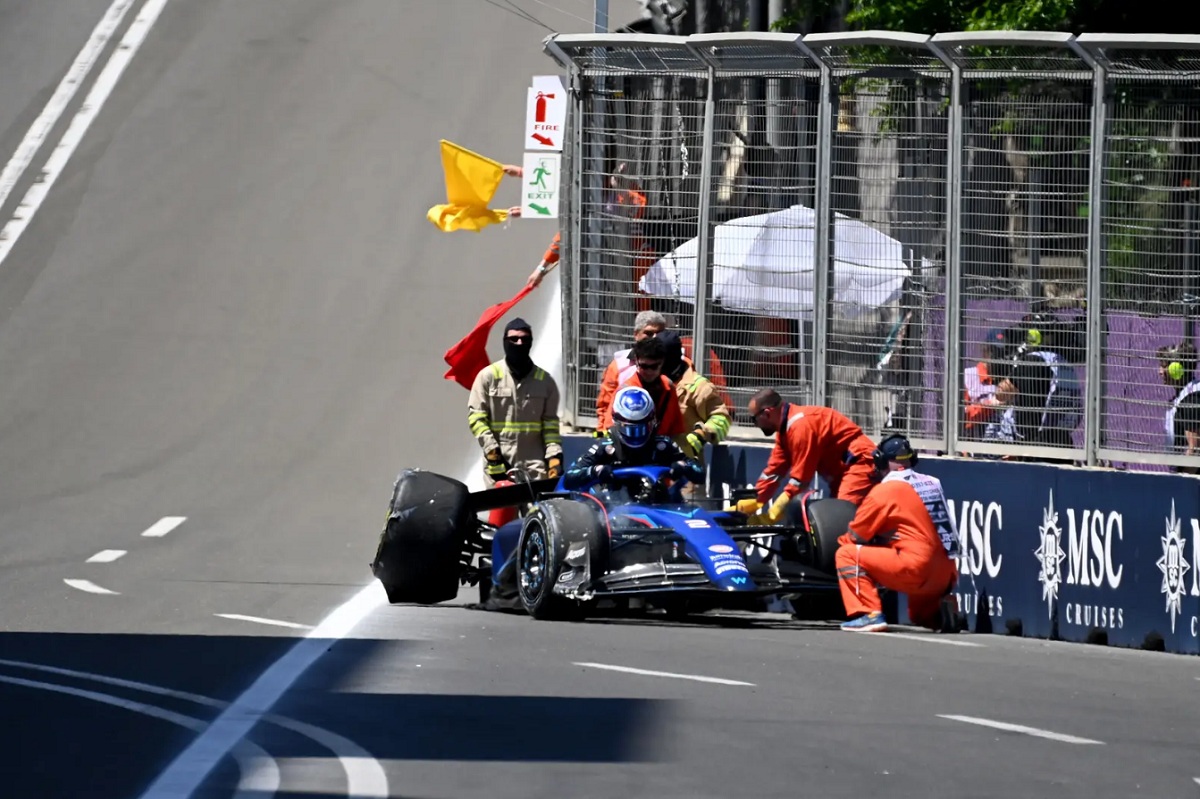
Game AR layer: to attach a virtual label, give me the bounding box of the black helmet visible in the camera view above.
[872,433,918,473]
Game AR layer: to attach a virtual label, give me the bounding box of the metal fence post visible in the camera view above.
[941,61,964,455]
[563,65,585,428]
[810,56,834,407]
[1084,59,1107,467]
[691,65,718,392]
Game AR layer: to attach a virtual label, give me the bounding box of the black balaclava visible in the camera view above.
[502,317,534,378]
[658,329,686,382]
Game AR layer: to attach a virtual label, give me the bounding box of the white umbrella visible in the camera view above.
[639,204,916,320]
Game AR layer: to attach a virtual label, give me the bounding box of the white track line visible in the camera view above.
[215,613,314,630]
[0,658,388,797]
[573,661,755,687]
[137,581,388,798]
[937,714,1104,745]
[0,674,278,798]
[880,633,984,648]
[141,516,186,538]
[0,0,135,211]
[86,549,127,563]
[64,578,118,595]
[0,0,170,267]
[140,279,564,797]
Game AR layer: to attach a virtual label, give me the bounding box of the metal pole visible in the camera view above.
[1083,62,1107,467]
[1185,199,1197,343]
[594,0,608,32]
[768,0,785,26]
[565,67,585,428]
[691,66,719,393]
[942,64,964,455]
[749,0,769,31]
[1029,165,1042,302]
[765,0,788,164]
[812,59,834,407]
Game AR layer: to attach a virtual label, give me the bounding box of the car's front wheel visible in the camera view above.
[516,499,604,620]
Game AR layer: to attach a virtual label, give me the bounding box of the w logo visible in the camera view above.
[730,576,747,585]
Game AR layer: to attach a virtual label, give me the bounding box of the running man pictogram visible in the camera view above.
[529,161,552,189]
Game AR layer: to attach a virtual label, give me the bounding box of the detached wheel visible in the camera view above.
[517,499,605,620]
[371,469,471,605]
[806,498,858,577]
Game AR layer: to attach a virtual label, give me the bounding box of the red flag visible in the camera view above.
[443,285,535,389]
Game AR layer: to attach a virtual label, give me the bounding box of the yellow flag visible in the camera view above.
[426,140,510,232]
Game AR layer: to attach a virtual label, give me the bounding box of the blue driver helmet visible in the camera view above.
[611,386,657,450]
[872,433,918,473]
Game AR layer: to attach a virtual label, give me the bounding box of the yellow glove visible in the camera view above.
[733,497,762,515]
[546,455,563,479]
[767,492,791,523]
[685,431,706,455]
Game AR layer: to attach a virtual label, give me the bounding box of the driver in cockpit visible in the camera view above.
[481,386,702,611]
[564,386,703,493]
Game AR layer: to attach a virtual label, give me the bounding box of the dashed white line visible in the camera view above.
[64,578,119,595]
[0,0,172,268]
[937,714,1104,745]
[215,613,313,630]
[0,0,136,212]
[0,673,279,797]
[0,658,389,797]
[573,662,756,687]
[141,515,186,538]
[86,549,127,563]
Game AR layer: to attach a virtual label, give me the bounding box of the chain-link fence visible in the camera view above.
[545,30,1200,471]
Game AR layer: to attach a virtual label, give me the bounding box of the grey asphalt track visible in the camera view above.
[0,2,1197,799]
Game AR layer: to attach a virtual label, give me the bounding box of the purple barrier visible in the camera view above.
[913,297,1194,471]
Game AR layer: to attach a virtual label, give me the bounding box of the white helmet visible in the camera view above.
[611,386,657,451]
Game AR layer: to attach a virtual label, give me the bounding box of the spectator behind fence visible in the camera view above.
[982,327,1083,452]
[1158,341,1200,474]
[962,328,1012,441]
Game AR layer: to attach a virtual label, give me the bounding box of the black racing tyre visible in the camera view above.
[806,498,858,577]
[371,469,472,605]
[516,498,605,620]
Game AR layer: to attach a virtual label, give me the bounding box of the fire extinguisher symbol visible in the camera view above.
[535,91,555,123]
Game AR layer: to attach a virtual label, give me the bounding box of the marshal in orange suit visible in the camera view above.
[747,389,878,524]
[835,435,958,632]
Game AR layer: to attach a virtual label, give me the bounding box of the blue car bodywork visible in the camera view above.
[490,465,841,612]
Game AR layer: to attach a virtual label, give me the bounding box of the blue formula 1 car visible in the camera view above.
[370,464,858,621]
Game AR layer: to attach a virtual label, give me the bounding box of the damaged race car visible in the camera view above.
[370,464,857,620]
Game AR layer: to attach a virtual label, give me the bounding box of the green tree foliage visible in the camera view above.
[769,0,1200,306]
[773,0,1192,35]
